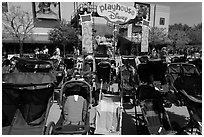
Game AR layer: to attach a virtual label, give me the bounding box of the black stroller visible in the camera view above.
[64,55,76,81]
[95,58,112,101]
[46,80,92,135]
[136,61,176,135]
[2,72,56,135]
[166,63,202,134]
[136,84,176,135]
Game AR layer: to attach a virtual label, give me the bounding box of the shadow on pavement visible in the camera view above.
[167,111,189,134]
[121,112,138,135]
[167,111,188,128]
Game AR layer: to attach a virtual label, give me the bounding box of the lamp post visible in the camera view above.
[113,25,118,60]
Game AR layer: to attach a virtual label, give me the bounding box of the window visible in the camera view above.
[2,2,8,12]
[160,18,165,25]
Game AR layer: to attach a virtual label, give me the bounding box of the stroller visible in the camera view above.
[136,84,176,135]
[47,80,92,135]
[2,72,56,135]
[136,61,176,135]
[95,58,112,99]
[64,55,76,81]
[166,63,202,134]
[118,55,139,98]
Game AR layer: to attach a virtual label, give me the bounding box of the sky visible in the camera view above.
[150,2,202,26]
[60,1,202,27]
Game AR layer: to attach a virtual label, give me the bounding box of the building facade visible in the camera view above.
[150,4,170,31]
[2,2,170,54]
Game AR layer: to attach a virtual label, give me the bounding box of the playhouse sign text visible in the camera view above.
[97,3,137,24]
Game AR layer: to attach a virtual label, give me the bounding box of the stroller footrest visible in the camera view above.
[53,125,89,134]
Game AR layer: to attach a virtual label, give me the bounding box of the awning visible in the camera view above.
[2,34,50,44]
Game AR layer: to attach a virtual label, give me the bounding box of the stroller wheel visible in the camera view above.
[45,121,55,135]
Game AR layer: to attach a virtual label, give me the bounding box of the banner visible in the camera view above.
[34,2,60,20]
[141,25,149,52]
[97,3,137,24]
[81,14,93,53]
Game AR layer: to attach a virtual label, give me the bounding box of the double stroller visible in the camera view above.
[46,80,92,135]
[2,72,56,135]
[136,60,176,135]
[166,63,202,134]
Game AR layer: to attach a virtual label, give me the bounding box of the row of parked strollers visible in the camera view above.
[2,53,202,135]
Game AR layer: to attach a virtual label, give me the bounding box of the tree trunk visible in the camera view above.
[63,43,65,57]
[19,41,23,57]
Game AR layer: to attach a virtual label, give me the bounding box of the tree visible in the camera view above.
[2,5,35,56]
[149,27,170,49]
[187,23,202,45]
[168,29,191,53]
[48,19,79,57]
[169,23,191,32]
[169,23,202,51]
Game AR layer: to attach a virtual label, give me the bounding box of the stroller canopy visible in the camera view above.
[2,72,55,131]
[96,61,111,83]
[2,72,57,86]
[15,58,53,72]
[138,60,167,84]
[167,63,202,98]
[167,63,200,83]
[60,80,91,104]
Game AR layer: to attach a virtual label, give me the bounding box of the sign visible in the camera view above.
[81,16,93,53]
[80,13,93,23]
[141,25,149,52]
[97,3,137,24]
[134,2,150,25]
[34,2,60,20]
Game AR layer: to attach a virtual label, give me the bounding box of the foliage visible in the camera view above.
[48,19,80,54]
[2,5,35,55]
[169,23,202,45]
[187,23,202,45]
[169,23,191,32]
[168,29,191,52]
[149,27,170,47]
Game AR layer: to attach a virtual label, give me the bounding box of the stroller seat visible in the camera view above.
[140,99,163,134]
[63,95,87,126]
[137,85,176,135]
[53,95,89,134]
[119,64,137,96]
[140,99,175,135]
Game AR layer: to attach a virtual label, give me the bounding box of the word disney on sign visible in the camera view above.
[97,3,137,24]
